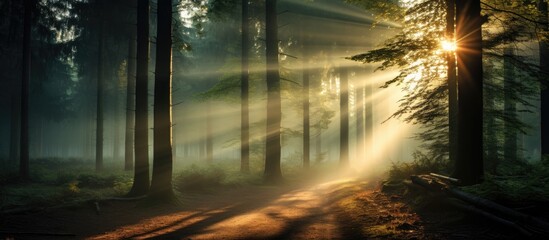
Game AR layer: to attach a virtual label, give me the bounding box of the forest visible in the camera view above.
[1,0,549,239]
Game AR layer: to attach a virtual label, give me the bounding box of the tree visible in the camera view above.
[149,0,175,199]
[301,27,310,169]
[95,0,105,172]
[446,0,458,167]
[128,0,150,197]
[241,0,250,173]
[339,66,349,167]
[539,0,549,157]
[454,0,484,185]
[125,33,136,171]
[19,0,32,180]
[264,0,283,183]
[355,71,365,162]
[503,47,517,163]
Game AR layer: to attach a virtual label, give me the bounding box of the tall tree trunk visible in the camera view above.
[240,0,250,173]
[125,35,136,171]
[128,0,150,197]
[355,78,364,162]
[206,102,213,164]
[539,0,549,157]
[446,0,458,166]
[264,0,282,183]
[484,61,498,172]
[503,47,517,162]
[19,0,31,180]
[113,80,121,161]
[149,0,174,199]
[315,128,322,162]
[95,0,105,172]
[302,38,310,169]
[339,67,349,167]
[365,74,373,159]
[9,92,20,166]
[454,0,484,185]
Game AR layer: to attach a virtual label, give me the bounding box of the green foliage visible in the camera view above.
[388,151,449,181]
[174,164,227,191]
[174,164,263,192]
[77,174,118,189]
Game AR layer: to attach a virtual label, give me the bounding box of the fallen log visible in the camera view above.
[410,175,548,237]
[445,198,532,237]
[429,173,460,183]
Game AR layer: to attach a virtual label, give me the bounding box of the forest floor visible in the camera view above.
[0,176,534,240]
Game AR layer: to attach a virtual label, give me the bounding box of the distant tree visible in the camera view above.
[125,32,136,171]
[19,0,32,180]
[149,0,175,199]
[503,47,517,163]
[539,0,549,157]
[355,70,365,162]
[241,0,250,173]
[339,66,349,167]
[301,34,310,169]
[95,0,105,172]
[264,0,283,183]
[128,0,150,197]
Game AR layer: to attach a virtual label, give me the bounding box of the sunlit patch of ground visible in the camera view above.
[2,177,448,240]
[89,179,351,239]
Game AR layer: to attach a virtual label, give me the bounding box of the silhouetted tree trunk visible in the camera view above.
[128,0,150,197]
[95,0,105,172]
[113,79,121,161]
[454,0,484,185]
[240,0,250,173]
[149,0,174,199]
[503,47,517,162]
[446,0,458,166]
[264,0,283,183]
[125,34,136,171]
[539,0,549,156]
[19,0,32,180]
[206,102,213,164]
[339,67,349,167]
[9,92,20,166]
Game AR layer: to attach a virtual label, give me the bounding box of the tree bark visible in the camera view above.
[240,0,250,173]
[365,74,373,159]
[95,0,105,172]
[454,0,484,185]
[446,0,458,167]
[264,0,283,183]
[339,67,349,167]
[355,74,365,162]
[9,92,20,166]
[19,0,31,180]
[503,47,517,162]
[125,34,136,171]
[149,0,174,199]
[302,35,310,169]
[128,0,150,197]
[206,102,213,164]
[539,0,549,156]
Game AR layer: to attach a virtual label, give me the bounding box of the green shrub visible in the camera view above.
[77,174,118,188]
[174,165,226,191]
[388,151,448,181]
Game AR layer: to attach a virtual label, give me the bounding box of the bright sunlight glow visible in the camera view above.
[441,40,457,52]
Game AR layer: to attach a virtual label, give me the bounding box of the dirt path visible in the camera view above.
[0,178,522,239]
